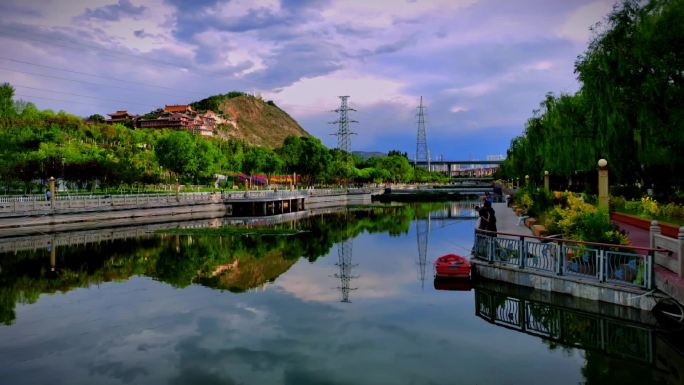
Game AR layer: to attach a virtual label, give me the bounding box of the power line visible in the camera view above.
[13,84,158,108]
[0,57,207,96]
[0,67,192,100]
[0,26,198,73]
[14,93,119,109]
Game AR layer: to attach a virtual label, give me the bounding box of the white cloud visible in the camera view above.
[558,0,614,43]
[450,106,468,113]
[526,60,554,71]
[264,69,414,116]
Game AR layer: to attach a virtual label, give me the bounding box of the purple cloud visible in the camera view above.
[80,0,147,21]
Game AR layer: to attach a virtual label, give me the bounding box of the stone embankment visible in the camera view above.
[0,188,380,237]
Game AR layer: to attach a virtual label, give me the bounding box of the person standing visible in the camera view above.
[484,200,497,232]
[45,190,51,201]
[478,204,490,231]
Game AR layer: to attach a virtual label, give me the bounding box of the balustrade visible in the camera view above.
[473,230,655,290]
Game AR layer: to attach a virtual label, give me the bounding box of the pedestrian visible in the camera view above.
[484,200,497,232]
[478,204,490,231]
[474,205,481,229]
[45,190,51,201]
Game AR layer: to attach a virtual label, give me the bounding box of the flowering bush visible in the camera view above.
[640,196,660,217]
[619,196,684,220]
[544,193,628,245]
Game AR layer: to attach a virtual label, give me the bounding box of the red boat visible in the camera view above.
[433,277,472,291]
[434,254,471,278]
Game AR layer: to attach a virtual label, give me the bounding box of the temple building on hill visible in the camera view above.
[106,110,137,125]
[163,105,194,114]
[105,104,235,137]
[138,113,192,130]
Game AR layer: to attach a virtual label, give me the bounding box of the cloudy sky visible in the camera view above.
[0,0,615,159]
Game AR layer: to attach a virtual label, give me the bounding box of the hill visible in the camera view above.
[191,92,310,148]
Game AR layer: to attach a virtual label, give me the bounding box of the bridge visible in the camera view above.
[414,159,503,176]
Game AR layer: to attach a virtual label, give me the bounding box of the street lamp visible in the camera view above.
[597,159,609,209]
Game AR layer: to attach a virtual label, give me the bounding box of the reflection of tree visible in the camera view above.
[582,351,667,385]
[0,203,449,325]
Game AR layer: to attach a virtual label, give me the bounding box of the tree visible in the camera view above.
[155,131,198,183]
[86,114,106,124]
[0,83,15,121]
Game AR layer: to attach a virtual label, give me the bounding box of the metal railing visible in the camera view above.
[473,230,656,290]
[475,289,654,363]
[0,190,312,216]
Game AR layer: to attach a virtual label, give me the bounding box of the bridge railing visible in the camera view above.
[473,229,656,290]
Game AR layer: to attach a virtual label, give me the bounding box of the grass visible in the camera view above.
[156,226,307,236]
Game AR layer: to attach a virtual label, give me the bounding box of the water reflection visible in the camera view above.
[2,203,458,324]
[2,201,680,385]
[473,280,684,385]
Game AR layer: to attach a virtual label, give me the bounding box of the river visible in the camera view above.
[0,202,681,384]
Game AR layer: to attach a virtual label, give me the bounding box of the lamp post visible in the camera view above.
[49,176,55,208]
[544,170,550,192]
[598,159,609,209]
[525,174,529,186]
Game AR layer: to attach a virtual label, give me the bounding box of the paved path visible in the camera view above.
[491,202,533,236]
[612,220,650,248]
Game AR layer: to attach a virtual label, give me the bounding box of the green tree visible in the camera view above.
[0,83,16,121]
[155,131,198,183]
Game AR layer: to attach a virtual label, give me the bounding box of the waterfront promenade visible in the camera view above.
[612,218,684,308]
[476,202,684,309]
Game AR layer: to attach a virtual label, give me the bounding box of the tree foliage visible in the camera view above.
[500,0,684,194]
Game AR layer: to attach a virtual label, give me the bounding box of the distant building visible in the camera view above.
[105,104,235,137]
[106,110,137,125]
[164,104,194,114]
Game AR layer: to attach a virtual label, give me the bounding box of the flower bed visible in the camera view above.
[610,211,681,238]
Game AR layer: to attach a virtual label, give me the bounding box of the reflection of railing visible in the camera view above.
[475,288,654,363]
[473,230,655,290]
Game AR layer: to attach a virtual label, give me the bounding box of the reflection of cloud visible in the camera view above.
[275,235,419,303]
[0,224,590,384]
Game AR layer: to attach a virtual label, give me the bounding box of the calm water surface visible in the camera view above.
[0,202,681,385]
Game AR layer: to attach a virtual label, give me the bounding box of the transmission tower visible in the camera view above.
[415,96,430,170]
[330,96,358,156]
[334,240,358,303]
[416,216,431,289]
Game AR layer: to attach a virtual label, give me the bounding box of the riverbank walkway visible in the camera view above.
[491,202,532,236]
[472,202,659,310]
[612,218,684,307]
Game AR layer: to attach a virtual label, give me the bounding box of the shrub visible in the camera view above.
[515,186,553,217]
[640,196,660,217]
[543,194,628,245]
[661,203,684,220]
[610,195,626,210]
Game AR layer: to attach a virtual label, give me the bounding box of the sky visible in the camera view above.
[0,0,616,159]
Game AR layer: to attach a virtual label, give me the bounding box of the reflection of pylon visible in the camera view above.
[416,216,431,289]
[335,240,358,302]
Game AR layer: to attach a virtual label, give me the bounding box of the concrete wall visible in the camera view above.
[305,192,371,209]
[0,191,375,237]
[472,260,657,310]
